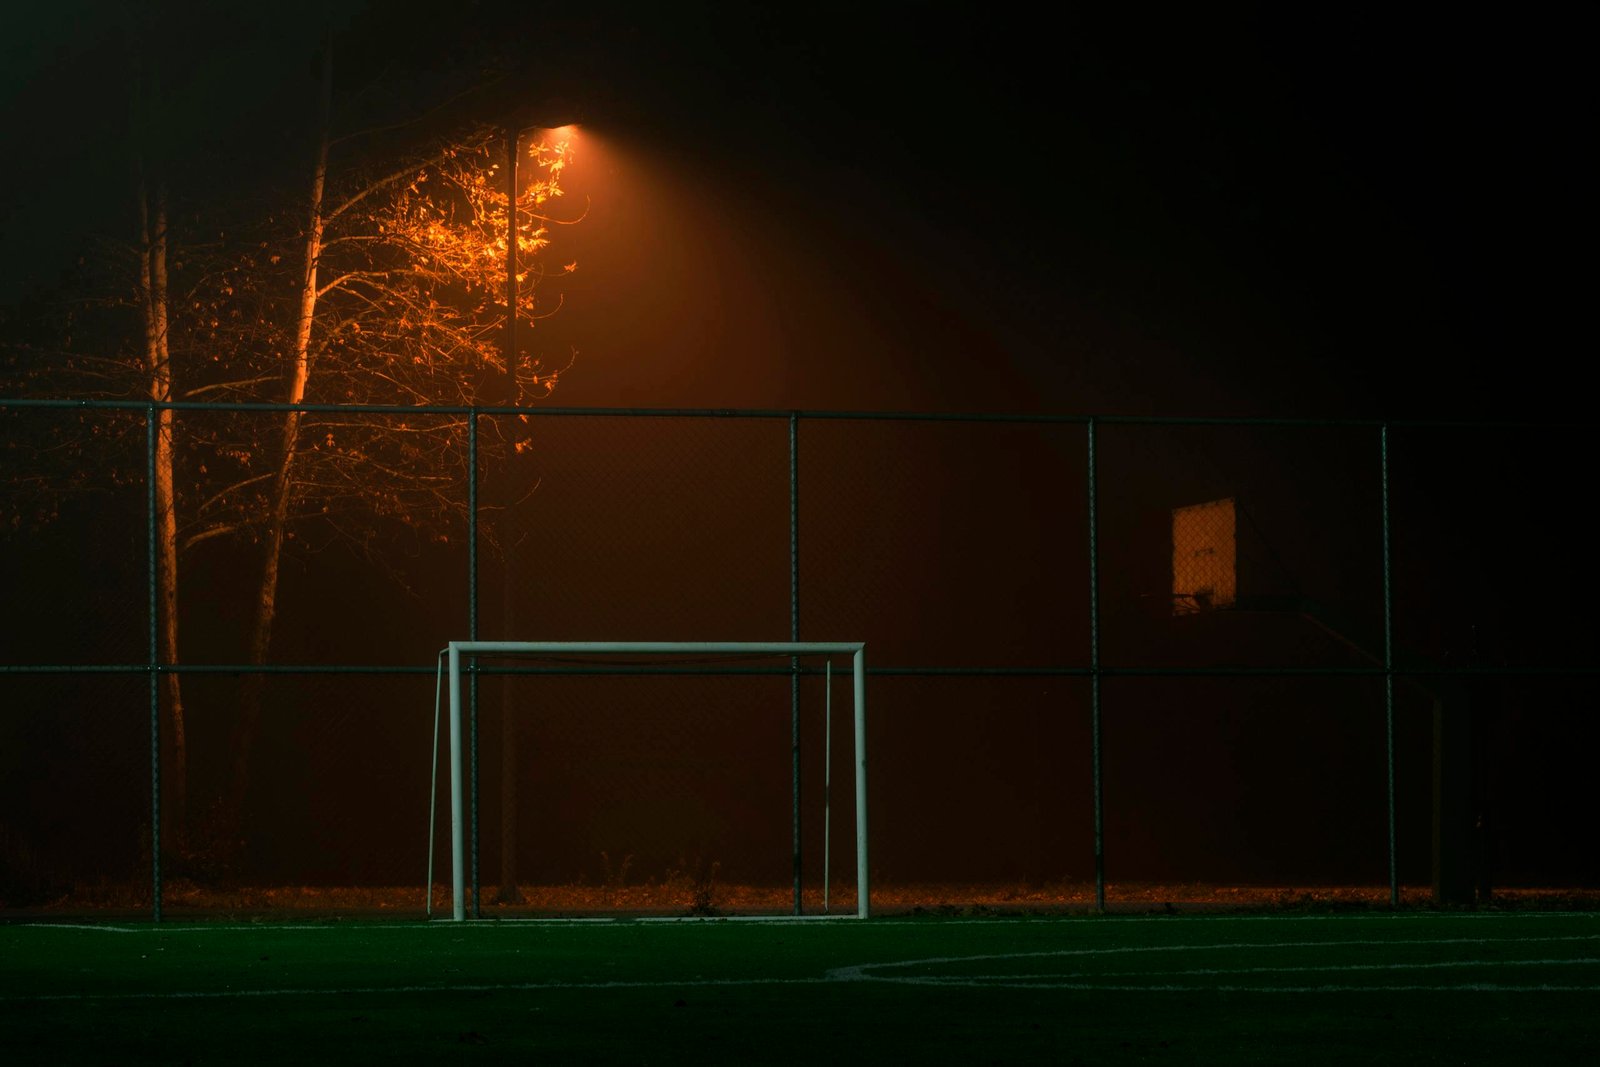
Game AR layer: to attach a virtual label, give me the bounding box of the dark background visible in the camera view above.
[3,1,1587,417]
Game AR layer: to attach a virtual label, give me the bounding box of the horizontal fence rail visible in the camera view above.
[0,395,1578,428]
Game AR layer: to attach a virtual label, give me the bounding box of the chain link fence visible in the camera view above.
[1,399,1595,917]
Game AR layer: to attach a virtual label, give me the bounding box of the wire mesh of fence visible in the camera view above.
[1,398,1596,917]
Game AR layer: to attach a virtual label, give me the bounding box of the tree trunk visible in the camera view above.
[135,105,187,851]
[226,35,333,832]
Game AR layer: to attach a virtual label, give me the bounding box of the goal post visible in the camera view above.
[443,641,870,922]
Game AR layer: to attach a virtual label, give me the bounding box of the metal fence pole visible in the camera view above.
[467,409,480,918]
[1382,423,1398,908]
[146,404,162,922]
[790,412,801,916]
[1087,418,1104,914]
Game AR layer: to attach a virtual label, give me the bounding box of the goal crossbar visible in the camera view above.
[443,640,870,921]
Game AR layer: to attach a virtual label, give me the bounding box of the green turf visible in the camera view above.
[3,912,1598,1064]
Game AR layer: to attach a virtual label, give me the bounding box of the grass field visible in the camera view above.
[3,912,1598,1064]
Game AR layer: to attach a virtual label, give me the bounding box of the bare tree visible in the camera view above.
[210,39,581,840]
[0,43,198,848]
[2,21,582,879]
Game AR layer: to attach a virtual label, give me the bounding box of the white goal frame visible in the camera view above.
[443,641,870,922]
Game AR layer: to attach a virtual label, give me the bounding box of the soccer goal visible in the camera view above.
[433,641,870,922]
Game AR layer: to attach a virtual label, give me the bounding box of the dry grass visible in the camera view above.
[9,879,1599,918]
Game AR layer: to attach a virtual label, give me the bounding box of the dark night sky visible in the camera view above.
[1,2,1587,417]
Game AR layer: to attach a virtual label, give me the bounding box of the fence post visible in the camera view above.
[146,403,163,922]
[467,408,480,918]
[1087,418,1104,914]
[790,412,801,916]
[1382,422,1398,908]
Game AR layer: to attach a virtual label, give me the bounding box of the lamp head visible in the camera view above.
[508,95,582,137]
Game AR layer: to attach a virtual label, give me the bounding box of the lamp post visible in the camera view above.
[494,110,575,908]
[504,122,524,404]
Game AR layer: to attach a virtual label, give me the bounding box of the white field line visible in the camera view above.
[871,982,1600,993]
[4,978,831,1002]
[12,923,146,933]
[14,911,1600,934]
[5,975,1599,1003]
[935,957,1600,981]
[6,932,1600,1003]
[827,933,1600,991]
[826,932,1600,982]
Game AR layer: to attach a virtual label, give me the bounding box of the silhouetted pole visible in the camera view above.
[496,122,525,905]
[1087,418,1104,914]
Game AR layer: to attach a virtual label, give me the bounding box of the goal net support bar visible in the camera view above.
[444,641,870,922]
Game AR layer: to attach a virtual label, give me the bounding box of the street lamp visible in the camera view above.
[495,106,577,908]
